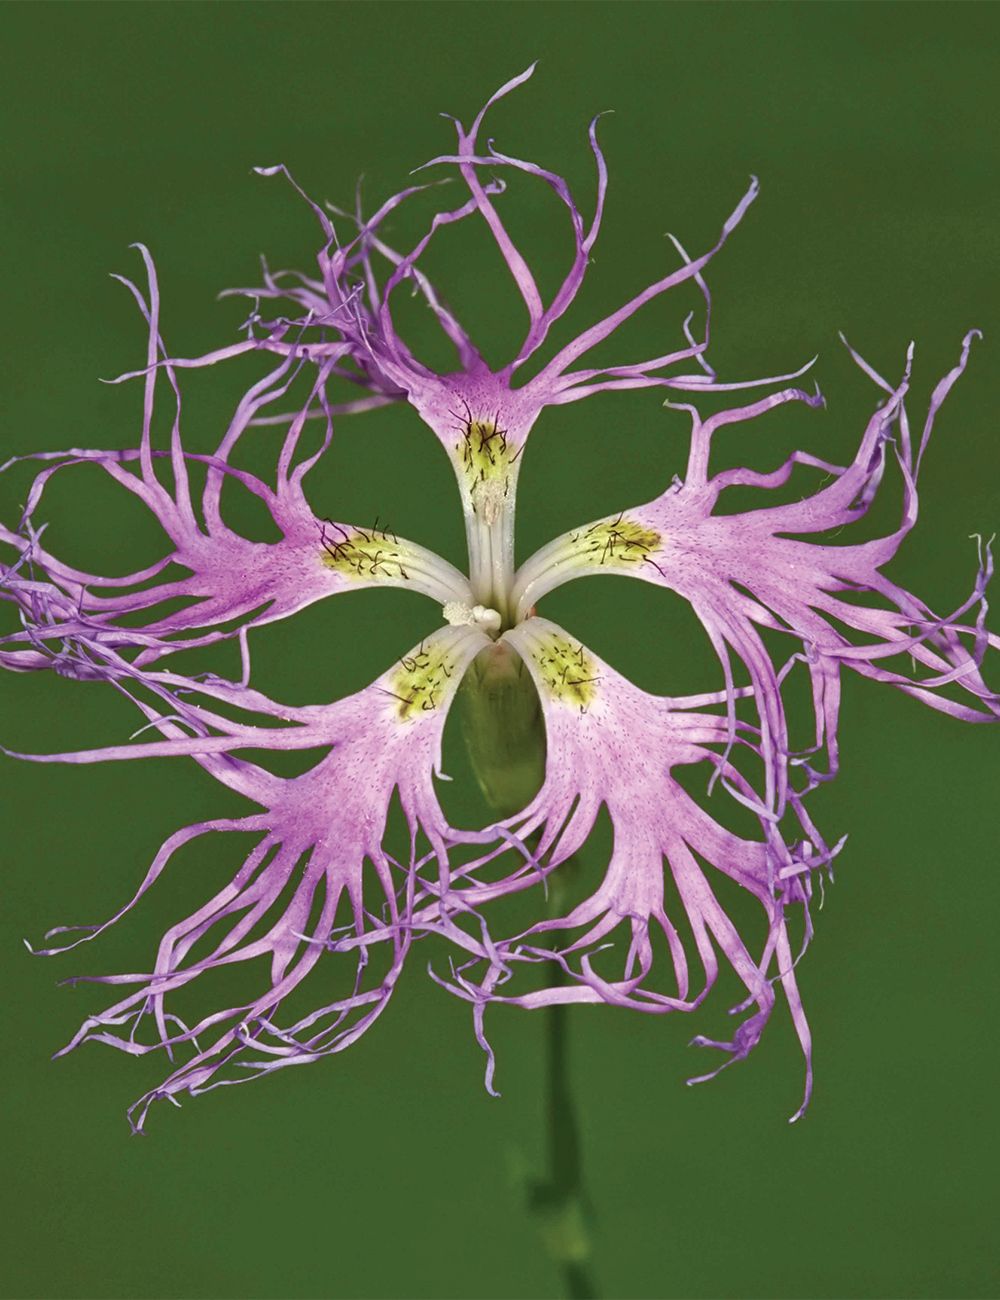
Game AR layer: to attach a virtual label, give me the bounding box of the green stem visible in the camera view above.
[526,863,600,1300]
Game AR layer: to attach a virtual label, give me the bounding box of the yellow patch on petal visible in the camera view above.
[319,523,415,584]
[453,418,520,520]
[565,515,663,570]
[522,630,600,712]
[384,641,462,722]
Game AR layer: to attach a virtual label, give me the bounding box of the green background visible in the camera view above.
[1,3,998,1298]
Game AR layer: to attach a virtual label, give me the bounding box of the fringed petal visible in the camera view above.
[432,617,828,1119]
[0,251,470,674]
[513,340,996,796]
[227,69,796,473]
[20,623,491,1130]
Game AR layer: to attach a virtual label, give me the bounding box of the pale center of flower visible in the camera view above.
[443,600,502,634]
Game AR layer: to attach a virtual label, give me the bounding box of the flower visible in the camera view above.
[1,70,994,1131]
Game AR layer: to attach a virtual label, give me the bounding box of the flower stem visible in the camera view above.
[526,859,600,1300]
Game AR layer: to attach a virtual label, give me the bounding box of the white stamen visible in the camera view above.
[442,600,502,633]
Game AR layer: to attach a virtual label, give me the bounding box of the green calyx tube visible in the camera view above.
[456,638,547,818]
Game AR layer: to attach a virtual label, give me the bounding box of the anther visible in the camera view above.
[443,601,502,633]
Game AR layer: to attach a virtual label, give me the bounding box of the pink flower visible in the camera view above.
[1,70,993,1130]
